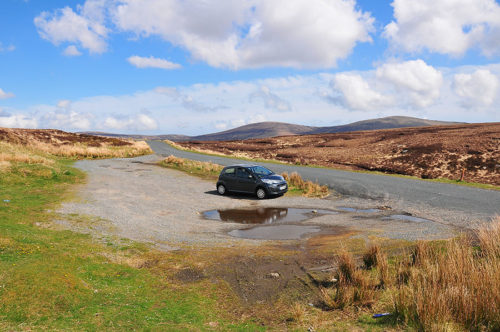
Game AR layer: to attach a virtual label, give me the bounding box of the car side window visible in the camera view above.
[236,168,250,178]
[223,167,235,176]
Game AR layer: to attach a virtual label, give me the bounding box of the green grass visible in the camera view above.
[165,141,500,191]
[0,159,261,330]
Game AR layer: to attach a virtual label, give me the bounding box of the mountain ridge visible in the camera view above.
[81,116,463,141]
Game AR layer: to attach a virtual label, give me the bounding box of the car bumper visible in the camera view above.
[265,183,288,195]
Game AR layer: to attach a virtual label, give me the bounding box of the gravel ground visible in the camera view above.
[57,154,477,250]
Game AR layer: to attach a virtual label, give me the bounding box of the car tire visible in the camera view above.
[217,184,226,195]
[256,187,267,199]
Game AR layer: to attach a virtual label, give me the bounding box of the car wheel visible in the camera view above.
[217,184,226,195]
[256,187,267,199]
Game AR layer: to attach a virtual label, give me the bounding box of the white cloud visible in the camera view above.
[333,74,392,110]
[453,69,499,106]
[0,88,14,100]
[111,0,374,69]
[4,63,500,134]
[384,0,500,56]
[38,0,374,68]
[376,60,443,107]
[127,55,181,70]
[0,42,15,52]
[63,45,82,56]
[103,113,158,131]
[41,110,93,130]
[34,0,109,54]
[0,113,37,128]
[250,86,291,111]
[57,100,72,109]
[155,86,226,112]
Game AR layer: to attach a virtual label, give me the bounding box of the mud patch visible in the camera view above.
[174,268,206,283]
[228,225,322,240]
[211,254,320,304]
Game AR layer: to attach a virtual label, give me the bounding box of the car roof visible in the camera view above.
[224,164,259,168]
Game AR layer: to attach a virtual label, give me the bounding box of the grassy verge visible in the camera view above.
[159,155,329,197]
[0,151,260,330]
[165,140,500,191]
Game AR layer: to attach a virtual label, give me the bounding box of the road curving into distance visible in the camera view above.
[147,140,500,222]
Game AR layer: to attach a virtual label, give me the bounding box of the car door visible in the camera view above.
[221,167,237,191]
[235,167,256,193]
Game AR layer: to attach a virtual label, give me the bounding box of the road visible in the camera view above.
[148,140,500,222]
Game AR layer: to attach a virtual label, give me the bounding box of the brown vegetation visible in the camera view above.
[160,155,223,180]
[282,172,329,198]
[318,218,500,331]
[177,122,500,185]
[0,127,151,170]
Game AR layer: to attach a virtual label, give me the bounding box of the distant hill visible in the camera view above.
[191,122,315,141]
[80,131,191,141]
[82,116,462,141]
[188,116,461,141]
[309,116,458,134]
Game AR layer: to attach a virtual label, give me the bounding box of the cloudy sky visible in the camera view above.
[1,0,500,135]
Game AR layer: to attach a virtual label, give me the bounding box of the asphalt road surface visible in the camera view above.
[148,140,500,223]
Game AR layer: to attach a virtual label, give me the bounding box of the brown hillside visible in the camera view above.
[0,127,151,160]
[178,123,500,185]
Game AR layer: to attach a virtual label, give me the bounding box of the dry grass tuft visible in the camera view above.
[477,217,500,258]
[161,155,223,180]
[320,249,377,310]
[282,172,329,198]
[362,243,390,287]
[289,302,306,323]
[393,219,500,331]
[319,219,500,330]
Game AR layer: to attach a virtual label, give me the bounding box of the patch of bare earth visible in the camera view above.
[178,123,500,185]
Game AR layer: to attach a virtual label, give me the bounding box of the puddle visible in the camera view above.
[228,225,322,240]
[203,207,337,224]
[337,207,381,213]
[384,214,432,223]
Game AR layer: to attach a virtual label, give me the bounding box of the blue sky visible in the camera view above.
[1,0,500,135]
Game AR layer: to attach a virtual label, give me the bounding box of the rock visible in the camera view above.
[208,322,219,328]
[268,272,280,278]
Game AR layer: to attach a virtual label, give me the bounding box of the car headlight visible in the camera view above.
[262,179,281,185]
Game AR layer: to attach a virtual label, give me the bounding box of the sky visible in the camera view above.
[0,0,500,135]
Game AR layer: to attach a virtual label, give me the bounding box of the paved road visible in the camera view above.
[148,141,500,221]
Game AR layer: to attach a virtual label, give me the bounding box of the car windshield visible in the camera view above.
[249,166,273,177]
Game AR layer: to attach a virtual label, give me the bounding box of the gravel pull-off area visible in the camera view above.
[57,154,487,250]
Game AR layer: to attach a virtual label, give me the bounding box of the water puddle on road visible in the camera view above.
[203,207,338,224]
[383,214,432,223]
[337,207,382,213]
[203,207,339,240]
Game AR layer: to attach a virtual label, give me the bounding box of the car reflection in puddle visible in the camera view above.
[203,207,339,240]
[203,207,338,225]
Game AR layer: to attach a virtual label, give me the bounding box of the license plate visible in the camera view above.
[279,185,286,190]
